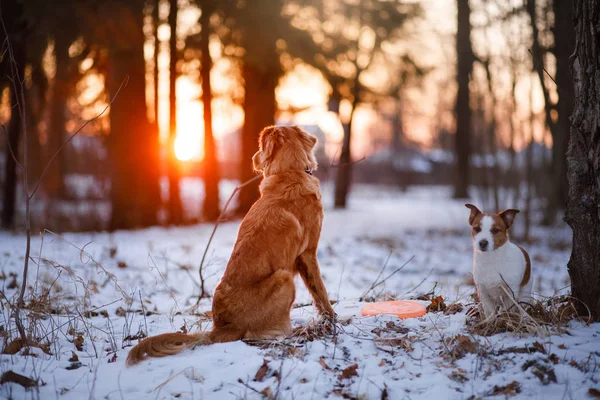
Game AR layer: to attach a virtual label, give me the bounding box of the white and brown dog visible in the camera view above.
[465,204,532,319]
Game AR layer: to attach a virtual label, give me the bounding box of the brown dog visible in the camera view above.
[126,126,335,366]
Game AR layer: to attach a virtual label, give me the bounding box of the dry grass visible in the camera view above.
[467,294,579,337]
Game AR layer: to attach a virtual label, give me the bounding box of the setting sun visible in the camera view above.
[174,98,204,161]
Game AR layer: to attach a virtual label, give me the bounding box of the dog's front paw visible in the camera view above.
[318,312,338,334]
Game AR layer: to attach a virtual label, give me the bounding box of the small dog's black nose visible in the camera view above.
[479,239,489,250]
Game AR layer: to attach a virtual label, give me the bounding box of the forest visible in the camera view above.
[0,0,598,399]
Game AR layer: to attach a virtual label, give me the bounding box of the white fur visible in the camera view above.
[473,216,494,251]
[472,223,532,318]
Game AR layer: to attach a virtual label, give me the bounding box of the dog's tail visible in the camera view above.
[126,331,211,366]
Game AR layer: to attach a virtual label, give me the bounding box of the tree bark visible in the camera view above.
[167,0,183,224]
[200,2,220,222]
[236,61,278,215]
[107,3,160,230]
[565,0,600,321]
[453,0,474,199]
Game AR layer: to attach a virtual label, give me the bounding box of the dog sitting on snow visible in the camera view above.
[465,204,533,319]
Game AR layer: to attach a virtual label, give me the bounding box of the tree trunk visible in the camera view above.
[1,52,24,229]
[200,2,220,222]
[549,0,575,220]
[236,62,278,215]
[107,4,160,230]
[334,72,360,208]
[46,34,70,199]
[167,0,183,224]
[565,0,600,321]
[153,0,160,125]
[453,0,474,199]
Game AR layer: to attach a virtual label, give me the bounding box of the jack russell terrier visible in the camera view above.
[465,204,533,319]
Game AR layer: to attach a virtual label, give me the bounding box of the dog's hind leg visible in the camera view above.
[243,269,296,339]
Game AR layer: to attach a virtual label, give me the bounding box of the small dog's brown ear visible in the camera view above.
[499,209,519,229]
[465,204,482,226]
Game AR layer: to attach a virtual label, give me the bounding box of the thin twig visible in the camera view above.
[139,290,149,336]
[0,124,22,170]
[1,12,29,342]
[528,49,557,86]
[360,251,393,301]
[29,76,130,200]
[361,255,415,300]
[330,156,367,168]
[196,174,262,304]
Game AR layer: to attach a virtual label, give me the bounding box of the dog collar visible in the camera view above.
[305,167,313,175]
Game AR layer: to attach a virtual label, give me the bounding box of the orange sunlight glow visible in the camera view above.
[172,76,204,161]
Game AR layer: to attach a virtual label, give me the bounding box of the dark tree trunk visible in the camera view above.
[46,34,70,199]
[167,0,183,224]
[334,73,360,209]
[549,0,575,220]
[153,0,160,124]
[565,0,600,321]
[200,3,220,222]
[236,62,278,215]
[0,0,26,229]
[107,4,160,230]
[453,0,473,199]
[1,53,24,229]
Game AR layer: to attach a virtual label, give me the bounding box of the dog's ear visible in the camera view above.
[259,126,284,163]
[294,126,317,148]
[499,209,519,230]
[465,204,482,226]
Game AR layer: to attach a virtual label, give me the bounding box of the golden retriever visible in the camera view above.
[126,125,335,366]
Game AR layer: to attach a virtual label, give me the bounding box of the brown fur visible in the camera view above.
[126,126,334,366]
[517,245,531,287]
[490,215,509,249]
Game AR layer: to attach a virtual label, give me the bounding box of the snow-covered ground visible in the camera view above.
[0,184,597,400]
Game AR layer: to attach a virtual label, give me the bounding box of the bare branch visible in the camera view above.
[29,76,130,200]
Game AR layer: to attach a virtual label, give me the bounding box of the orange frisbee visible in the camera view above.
[361,300,427,319]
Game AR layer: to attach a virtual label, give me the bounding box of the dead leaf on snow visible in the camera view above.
[338,363,359,380]
[318,357,330,370]
[73,336,84,351]
[426,296,447,312]
[3,338,51,355]
[588,388,600,399]
[450,369,469,383]
[0,371,37,389]
[254,359,269,382]
[532,341,547,354]
[260,386,274,400]
[485,381,521,397]
[444,303,464,315]
[375,336,414,354]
